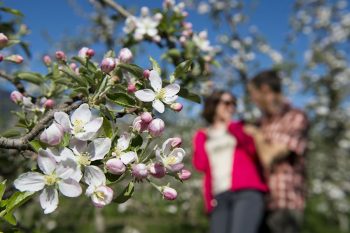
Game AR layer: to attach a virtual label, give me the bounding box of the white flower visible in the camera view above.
[135,70,180,113]
[85,166,113,208]
[135,16,159,38]
[62,137,111,182]
[54,103,103,141]
[156,138,186,172]
[193,31,213,52]
[14,151,82,214]
[112,132,137,165]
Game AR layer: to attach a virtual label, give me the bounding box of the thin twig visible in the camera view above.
[0,102,81,151]
[100,0,132,18]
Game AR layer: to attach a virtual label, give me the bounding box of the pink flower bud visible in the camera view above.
[140,112,153,123]
[143,69,150,79]
[127,83,136,93]
[132,116,149,133]
[43,55,52,66]
[0,33,9,48]
[149,162,166,178]
[153,35,161,43]
[170,137,182,147]
[0,54,3,62]
[10,91,23,103]
[6,54,23,64]
[86,48,95,58]
[100,57,116,73]
[178,169,191,181]
[40,123,64,146]
[170,103,183,112]
[179,36,186,44]
[106,158,126,175]
[91,185,114,208]
[182,11,189,17]
[69,63,77,70]
[43,99,55,109]
[78,47,88,58]
[162,186,177,200]
[132,163,148,180]
[183,22,192,29]
[118,48,133,63]
[148,118,165,137]
[55,51,66,61]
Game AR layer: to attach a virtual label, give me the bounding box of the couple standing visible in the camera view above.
[193,70,308,233]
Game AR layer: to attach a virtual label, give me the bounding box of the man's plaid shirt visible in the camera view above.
[259,103,308,211]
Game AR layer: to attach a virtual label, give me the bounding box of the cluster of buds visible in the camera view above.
[100,48,133,73]
[0,32,24,64]
[180,22,193,44]
[133,112,165,137]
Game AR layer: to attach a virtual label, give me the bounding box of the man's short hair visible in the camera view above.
[250,70,282,93]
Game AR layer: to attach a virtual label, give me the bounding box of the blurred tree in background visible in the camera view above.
[1,0,350,232]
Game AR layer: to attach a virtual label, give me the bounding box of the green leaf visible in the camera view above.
[0,180,6,201]
[29,139,45,152]
[100,104,116,121]
[3,212,16,225]
[1,129,21,138]
[130,134,143,148]
[0,7,23,16]
[71,56,97,72]
[60,66,88,87]
[72,87,89,97]
[117,63,143,78]
[102,117,113,138]
[149,57,161,75]
[114,182,134,203]
[178,87,201,103]
[173,60,192,79]
[104,50,116,58]
[15,72,44,85]
[2,191,34,225]
[107,92,136,108]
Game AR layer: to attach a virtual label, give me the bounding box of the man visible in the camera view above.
[246,70,309,233]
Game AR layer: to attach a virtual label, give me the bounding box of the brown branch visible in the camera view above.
[0,70,26,94]
[100,0,132,18]
[0,102,81,151]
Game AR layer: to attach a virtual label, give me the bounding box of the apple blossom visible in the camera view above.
[148,118,165,137]
[127,83,137,93]
[156,137,186,172]
[170,102,183,112]
[118,48,133,63]
[143,69,150,79]
[40,123,64,146]
[148,162,166,178]
[132,163,148,180]
[78,47,90,58]
[0,33,9,48]
[10,91,23,104]
[178,169,191,181]
[112,132,137,165]
[54,103,103,141]
[14,151,82,214]
[100,57,115,73]
[140,112,153,123]
[55,51,66,61]
[162,186,177,200]
[43,55,52,66]
[135,70,180,113]
[132,116,149,133]
[106,158,126,175]
[85,165,113,208]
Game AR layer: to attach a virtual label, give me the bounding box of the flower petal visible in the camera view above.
[83,165,106,186]
[71,103,91,124]
[169,148,186,161]
[161,138,174,156]
[14,172,45,192]
[54,112,72,132]
[70,137,88,155]
[38,149,57,174]
[84,117,103,133]
[149,70,162,92]
[152,99,165,113]
[58,179,82,197]
[162,95,178,104]
[55,158,78,180]
[120,151,137,165]
[135,89,155,102]
[117,132,131,151]
[88,138,111,161]
[164,84,180,97]
[40,187,58,214]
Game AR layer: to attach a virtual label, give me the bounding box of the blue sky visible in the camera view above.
[1,0,309,106]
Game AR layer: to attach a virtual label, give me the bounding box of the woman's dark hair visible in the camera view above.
[202,90,236,125]
[250,69,282,93]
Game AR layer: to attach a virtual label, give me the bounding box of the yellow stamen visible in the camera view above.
[44,174,58,186]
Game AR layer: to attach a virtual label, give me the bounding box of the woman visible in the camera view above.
[192,90,267,233]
